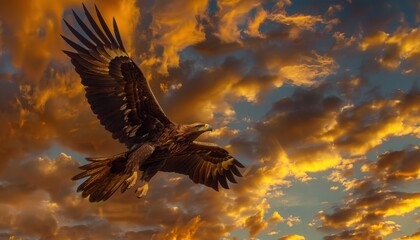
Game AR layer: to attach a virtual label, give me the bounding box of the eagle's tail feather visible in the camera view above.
[72,153,131,202]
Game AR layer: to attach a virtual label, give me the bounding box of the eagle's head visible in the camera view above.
[181,123,213,141]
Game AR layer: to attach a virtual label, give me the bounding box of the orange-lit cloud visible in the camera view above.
[278,52,337,86]
[359,31,389,51]
[319,146,420,239]
[245,8,268,38]
[1,1,419,239]
[0,1,141,169]
[395,230,420,240]
[145,0,208,75]
[278,234,306,240]
[360,28,420,71]
[216,0,262,43]
[367,147,420,182]
[152,216,203,240]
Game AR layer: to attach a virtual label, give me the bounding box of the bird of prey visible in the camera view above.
[62,4,244,202]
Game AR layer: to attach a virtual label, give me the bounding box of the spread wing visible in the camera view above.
[62,4,171,148]
[160,141,245,191]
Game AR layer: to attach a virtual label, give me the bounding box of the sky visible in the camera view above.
[0,0,419,239]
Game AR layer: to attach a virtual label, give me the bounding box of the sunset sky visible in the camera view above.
[0,0,419,239]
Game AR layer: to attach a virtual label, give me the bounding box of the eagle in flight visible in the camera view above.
[62,4,244,202]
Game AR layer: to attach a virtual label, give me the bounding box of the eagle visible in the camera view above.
[62,4,244,202]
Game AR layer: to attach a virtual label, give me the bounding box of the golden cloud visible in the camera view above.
[368,147,420,182]
[1,1,140,82]
[278,234,306,240]
[255,89,344,176]
[270,211,284,223]
[152,216,203,240]
[333,92,420,156]
[270,12,323,30]
[215,0,326,43]
[0,1,140,170]
[359,31,389,51]
[279,52,338,86]
[245,8,268,38]
[147,0,207,75]
[1,1,419,239]
[319,146,420,239]
[395,230,420,240]
[216,0,262,43]
[332,32,357,50]
[360,28,420,71]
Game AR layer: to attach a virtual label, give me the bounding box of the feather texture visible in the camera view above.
[62,4,171,148]
[160,141,245,191]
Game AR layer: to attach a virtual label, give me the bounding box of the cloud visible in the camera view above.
[333,89,420,156]
[360,28,420,71]
[286,215,302,227]
[0,1,140,170]
[366,146,420,183]
[0,1,140,82]
[255,88,344,176]
[332,32,357,50]
[1,1,419,239]
[245,87,417,179]
[270,11,324,31]
[243,200,270,237]
[145,0,208,75]
[215,0,328,43]
[270,211,284,223]
[278,234,306,240]
[215,0,262,43]
[0,2,305,239]
[152,216,203,240]
[0,0,77,82]
[160,56,246,123]
[256,87,419,170]
[278,52,338,86]
[359,31,389,51]
[245,8,268,38]
[242,199,285,237]
[55,221,126,240]
[0,153,87,239]
[318,145,420,239]
[395,230,420,240]
[0,153,231,239]
[318,189,412,239]
[248,87,420,238]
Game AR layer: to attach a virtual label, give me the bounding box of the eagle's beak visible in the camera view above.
[199,124,213,132]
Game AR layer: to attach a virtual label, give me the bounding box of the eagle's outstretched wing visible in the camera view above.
[62,4,171,148]
[160,141,245,190]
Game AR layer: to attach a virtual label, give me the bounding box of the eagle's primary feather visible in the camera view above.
[64,4,244,202]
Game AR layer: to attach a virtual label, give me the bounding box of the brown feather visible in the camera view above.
[63,4,172,149]
[218,175,229,189]
[225,171,237,184]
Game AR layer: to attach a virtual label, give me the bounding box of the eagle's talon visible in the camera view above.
[135,183,149,198]
[125,171,138,189]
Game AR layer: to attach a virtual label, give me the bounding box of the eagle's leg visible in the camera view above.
[125,171,138,189]
[124,144,155,190]
[135,159,165,198]
[135,182,149,198]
